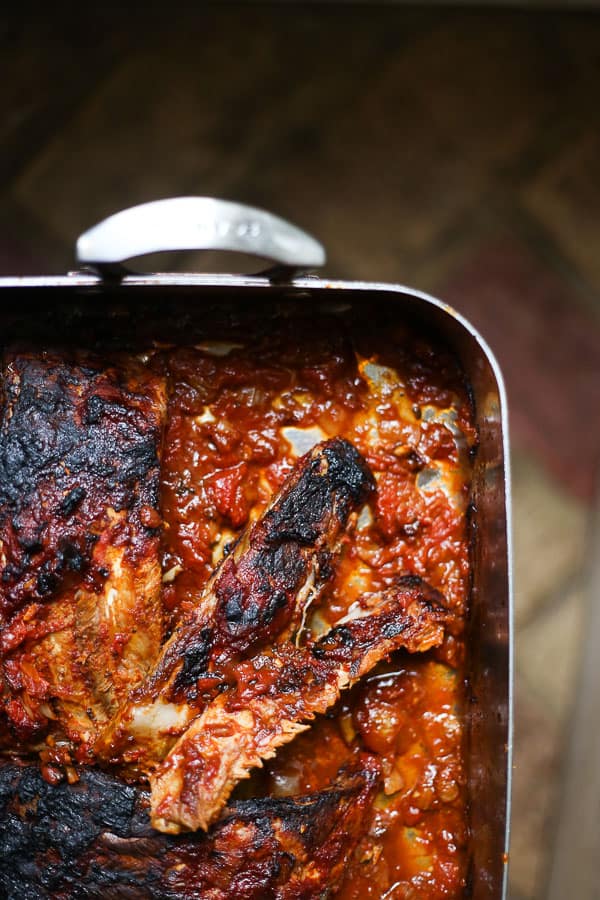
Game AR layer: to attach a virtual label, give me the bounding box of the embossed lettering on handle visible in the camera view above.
[76,197,326,275]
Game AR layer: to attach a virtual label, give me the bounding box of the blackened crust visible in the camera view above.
[0,757,379,900]
[0,352,166,619]
[168,437,374,695]
[208,437,374,661]
[254,437,375,547]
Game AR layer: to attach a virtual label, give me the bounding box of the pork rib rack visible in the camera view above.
[0,351,167,761]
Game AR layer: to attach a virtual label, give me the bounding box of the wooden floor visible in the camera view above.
[2,7,600,898]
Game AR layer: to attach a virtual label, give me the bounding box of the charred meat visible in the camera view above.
[150,576,447,833]
[0,756,379,900]
[97,438,374,771]
[0,352,166,758]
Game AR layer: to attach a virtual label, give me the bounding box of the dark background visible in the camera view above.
[2,7,600,898]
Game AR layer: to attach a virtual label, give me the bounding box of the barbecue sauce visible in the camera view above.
[153,307,475,900]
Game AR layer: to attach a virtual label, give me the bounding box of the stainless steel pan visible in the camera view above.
[0,198,512,899]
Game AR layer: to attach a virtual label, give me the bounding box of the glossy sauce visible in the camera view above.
[152,307,475,899]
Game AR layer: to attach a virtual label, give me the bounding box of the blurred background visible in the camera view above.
[2,5,599,898]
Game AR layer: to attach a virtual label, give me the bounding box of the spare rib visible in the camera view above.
[150,575,447,833]
[0,351,166,761]
[97,437,374,771]
[0,755,379,899]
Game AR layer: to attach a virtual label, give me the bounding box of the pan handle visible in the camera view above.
[75,197,326,277]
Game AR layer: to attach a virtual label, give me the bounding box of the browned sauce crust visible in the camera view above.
[0,352,166,759]
[97,438,373,772]
[0,756,379,899]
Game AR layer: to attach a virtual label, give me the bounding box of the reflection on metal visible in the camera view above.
[75,197,326,276]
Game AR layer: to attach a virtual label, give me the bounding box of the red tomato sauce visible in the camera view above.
[152,307,475,899]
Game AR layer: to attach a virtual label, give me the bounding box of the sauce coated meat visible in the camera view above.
[151,310,475,898]
[0,352,166,765]
[0,304,475,899]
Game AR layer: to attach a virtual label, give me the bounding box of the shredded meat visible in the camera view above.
[0,755,380,899]
[150,576,447,833]
[0,351,166,760]
[96,438,374,772]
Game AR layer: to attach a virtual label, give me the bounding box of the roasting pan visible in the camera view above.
[0,198,512,899]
